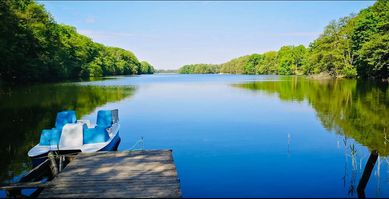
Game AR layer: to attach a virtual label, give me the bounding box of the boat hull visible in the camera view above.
[31,134,121,167]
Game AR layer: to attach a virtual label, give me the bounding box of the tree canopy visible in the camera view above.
[0,0,154,83]
[179,0,389,80]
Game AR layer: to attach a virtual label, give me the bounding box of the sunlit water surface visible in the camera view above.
[1,74,388,197]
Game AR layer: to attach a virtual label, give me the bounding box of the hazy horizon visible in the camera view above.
[41,1,375,69]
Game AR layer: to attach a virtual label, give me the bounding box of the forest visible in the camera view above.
[0,0,154,83]
[179,0,389,80]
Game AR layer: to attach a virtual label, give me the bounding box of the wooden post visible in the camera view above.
[357,150,378,199]
[58,155,64,172]
[48,152,58,177]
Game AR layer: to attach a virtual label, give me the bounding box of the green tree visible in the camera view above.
[277,46,296,75]
[0,0,153,84]
[351,0,389,79]
[140,61,155,74]
[257,51,278,74]
[307,16,357,77]
[244,54,262,74]
[220,55,250,74]
[358,33,389,79]
[178,64,219,74]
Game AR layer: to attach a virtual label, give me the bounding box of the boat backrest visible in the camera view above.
[59,123,86,149]
[39,128,60,146]
[112,109,119,123]
[39,129,52,146]
[97,110,113,128]
[83,126,110,144]
[55,110,77,130]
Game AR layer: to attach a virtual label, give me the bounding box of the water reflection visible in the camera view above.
[234,77,389,197]
[0,83,135,183]
[234,77,389,156]
[1,74,389,197]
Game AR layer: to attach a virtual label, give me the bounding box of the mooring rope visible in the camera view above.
[128,137,144,151]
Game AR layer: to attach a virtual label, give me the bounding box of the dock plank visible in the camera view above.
[39,150,181,198]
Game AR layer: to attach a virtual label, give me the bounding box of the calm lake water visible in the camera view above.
[1,74,389,197]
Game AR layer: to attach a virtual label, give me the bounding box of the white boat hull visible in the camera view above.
[28,122,121,166]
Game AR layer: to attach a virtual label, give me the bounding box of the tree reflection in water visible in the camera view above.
[234,77,389,197]
[0,83,135,183]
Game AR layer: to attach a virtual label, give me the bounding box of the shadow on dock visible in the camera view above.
[37,150,181,198]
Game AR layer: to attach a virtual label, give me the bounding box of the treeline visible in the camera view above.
[179,64,220,74]
[155,69,178,73]
[0,0,154,83]
[179,0,389,80]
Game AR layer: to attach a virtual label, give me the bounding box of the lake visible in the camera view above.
[1,74,389,197]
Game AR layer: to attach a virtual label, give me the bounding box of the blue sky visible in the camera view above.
[40,1,375,69]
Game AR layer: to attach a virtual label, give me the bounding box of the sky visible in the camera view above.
[40,1,375,69]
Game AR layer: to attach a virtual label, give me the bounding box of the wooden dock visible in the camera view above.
[38,150,181,198]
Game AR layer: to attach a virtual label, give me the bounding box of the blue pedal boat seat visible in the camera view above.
[83,110,114,144]
[97,110,113,128]
[39,110,77,146]
[29,109,120,164]
[55,110,77,130]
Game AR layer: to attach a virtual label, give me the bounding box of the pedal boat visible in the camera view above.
[28,109,121,166]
